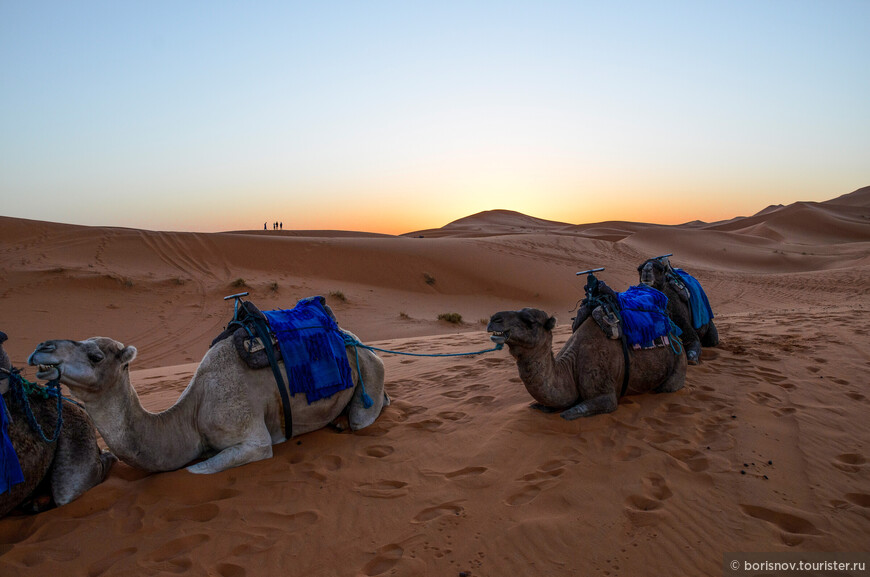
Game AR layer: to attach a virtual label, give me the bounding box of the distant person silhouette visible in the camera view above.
[280,222,283,230]
[264,222,267,230]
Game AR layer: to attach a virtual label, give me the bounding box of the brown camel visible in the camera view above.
[487,308,686,419]
[28,327,388,474]
[637,257,719,364]
[1,331,115,517]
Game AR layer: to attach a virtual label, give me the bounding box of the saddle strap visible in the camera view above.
[247,316,293,439]
[619,335,631,398]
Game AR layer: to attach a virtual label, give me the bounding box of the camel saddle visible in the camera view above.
[211,297,340,370]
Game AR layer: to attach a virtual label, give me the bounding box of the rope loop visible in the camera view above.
[5,368,64,443]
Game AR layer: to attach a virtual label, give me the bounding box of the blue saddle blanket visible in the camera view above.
[674,269,714,329]
[263,297,354,405]
[617,285,673,348]
[1,393,25,495]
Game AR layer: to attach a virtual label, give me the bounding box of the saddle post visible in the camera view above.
[224,292,250,322]
[576,267,605,302]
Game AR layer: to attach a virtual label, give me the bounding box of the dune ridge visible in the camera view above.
[0,187,868,576]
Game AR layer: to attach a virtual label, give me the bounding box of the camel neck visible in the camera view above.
[82,372,202,472]
[513,335,580,410]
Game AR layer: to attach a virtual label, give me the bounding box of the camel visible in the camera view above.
[487,308,686,419]
[637,258,719,364]
[27,329,389,474]
[1,331,115,517]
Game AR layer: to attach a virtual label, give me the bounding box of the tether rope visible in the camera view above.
[1,367,69,443]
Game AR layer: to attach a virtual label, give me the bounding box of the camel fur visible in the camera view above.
[637,258,719,364]
[1,331,115,517]
[28,330,388,474]
[488,308,686,420]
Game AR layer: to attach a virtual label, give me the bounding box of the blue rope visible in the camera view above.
[667,320,684,356]
[342,334,504,358]
[341,334,504,406]
[5,368,66,443]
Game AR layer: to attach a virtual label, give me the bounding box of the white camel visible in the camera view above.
[28,333,388,474]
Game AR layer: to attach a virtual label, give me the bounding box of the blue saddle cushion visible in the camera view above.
[263,297,354,404]
[617,285,672,348]
[674,269,714,329]
[1,392,25,495]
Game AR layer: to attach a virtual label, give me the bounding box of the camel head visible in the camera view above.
[638,258,667,289]
[487,308,556,355]
[28,337,137,399]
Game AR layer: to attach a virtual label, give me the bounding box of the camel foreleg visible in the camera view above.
[559,394,618,420]
[187,425,273,474]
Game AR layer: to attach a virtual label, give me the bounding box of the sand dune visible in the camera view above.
[1,187,868,576]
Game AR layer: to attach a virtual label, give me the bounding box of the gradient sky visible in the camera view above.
[2,1,868,234]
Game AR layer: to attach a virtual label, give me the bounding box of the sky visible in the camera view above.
[1,1,868,235]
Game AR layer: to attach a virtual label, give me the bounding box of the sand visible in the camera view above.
[0,186,868,576]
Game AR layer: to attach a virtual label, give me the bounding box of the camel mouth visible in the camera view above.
[35,362,61,381]
[489,330,509,344]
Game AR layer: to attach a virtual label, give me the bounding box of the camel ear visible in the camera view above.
[545,317,556,331]
[119,345,137,365]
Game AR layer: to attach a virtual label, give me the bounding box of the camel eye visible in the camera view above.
[88,351,105,364]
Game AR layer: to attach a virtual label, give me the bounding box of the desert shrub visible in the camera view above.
[269,282,279,292]
[438,312,463,324]
[423,272,436,285]
[329,290,347,302]
[399,312,411,320]
[232,278,248,288]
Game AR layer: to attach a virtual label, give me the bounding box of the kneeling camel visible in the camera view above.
[488,308,686,419]
[28,332,388,474]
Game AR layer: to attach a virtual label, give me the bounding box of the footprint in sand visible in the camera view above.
[666,448,709,473]
[504,461,567,506]
[355,480,409,499]
[146,534,210,573]
[215,563,247,577]
[844,493,870,508]
[256,510,319,531]
[623,495,665,528]
[88,547,138,577]
[361,544,404,576]
[833,453,866,473]
[409,418,443,431]
[642,473,673,501]
[444,466,487,479]
[465,395,495,405]
[623,473,672,527]
[413,501,464,523]
[739,504,820,544]
[616,445,645,461]
[159,503,220,523]
[362,444,395,458]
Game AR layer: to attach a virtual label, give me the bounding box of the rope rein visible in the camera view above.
[2,367,65,443]
[342,335,504,358]
[341,334,504,408]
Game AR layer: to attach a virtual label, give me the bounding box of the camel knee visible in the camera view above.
[187,441,272,474]
[560,394,617,420]
[100,450,118,481]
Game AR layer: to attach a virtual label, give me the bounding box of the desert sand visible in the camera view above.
[0,186,868,576]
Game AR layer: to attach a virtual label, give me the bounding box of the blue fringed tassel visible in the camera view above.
[352,344,374,409]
